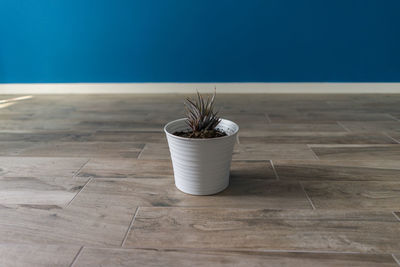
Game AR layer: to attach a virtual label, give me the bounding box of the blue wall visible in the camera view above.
[1,0,399,83]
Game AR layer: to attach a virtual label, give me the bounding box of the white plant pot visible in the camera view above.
[164,118,239,195]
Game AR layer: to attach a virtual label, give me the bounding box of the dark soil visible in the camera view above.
[173,129,227,139]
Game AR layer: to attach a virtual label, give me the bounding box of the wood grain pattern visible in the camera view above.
[0,120,87,131]
[222,113,269,126]
[19,142,144,158]
[390,113,400,122]
[0,244,81,267]
[70,177,311,209]
[75,248,398,267]
[230,160,276,180]
[0,176,88,206]
[125,207,400,253]
[0,131,93,142]
[89,130,166,142]
[237,123,348,137]
[77,158,173,178]
[77,120,165,131]
[302,181,400,210]
[0,156,88,178]
[0,204,134,246]
[273,160,400,181]
[72,161,292,211]
[393,255,400,266]
[140,143,325,161]
[0,141,39,156]
[239,132,396,144]
[1,94,400,265]
[387,131,400,143]
[337,121,400,132]
[0,157,89,205]
[233,144,318,160]
[138,143,170,160]
[267,110,396,123]
[309,145,400,160]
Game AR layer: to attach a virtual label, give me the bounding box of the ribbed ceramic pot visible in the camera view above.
[164,118,239,195]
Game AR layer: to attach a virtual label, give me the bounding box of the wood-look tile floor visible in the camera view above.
[0,94,400,267]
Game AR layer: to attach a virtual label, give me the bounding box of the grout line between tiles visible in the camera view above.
[299,182,316,210]
[386,114,400,122]
[137,144,146,159]
[236,134,240,145]
[336,121,352,132]
[69,246,84,267]
[73,158,91,178]
[114,205,313,209]
[392,211,400,222]
[383,132,400,144]
[393,254,400,266]
[66,177,93,208]
[121,207,140,247]
[83,245,382,255]
[306,144,320,160]
[264,113,272,123]
[270,160,280,180]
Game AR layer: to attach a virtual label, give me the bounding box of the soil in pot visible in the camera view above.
[173,129,227,139]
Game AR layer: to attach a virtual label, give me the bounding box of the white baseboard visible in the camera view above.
[0,83,399,94]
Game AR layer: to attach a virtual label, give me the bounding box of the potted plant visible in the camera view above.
[164,90,239,195]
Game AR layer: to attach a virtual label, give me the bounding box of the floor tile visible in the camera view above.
[0,176,88,206]
[268,110,395,123]
[0,157,89,206]
[0,131,93,142]
[273,160,400,181]
[2,94,400,265]
[239,132,395,144]
[18,142,144,158]
[0,204,134,246]
[77,158,173,178]
[89,131,166,142]
[238,123,347,136]
[302,181,400,210]
[309,145,400,160]
[230,160,277,180]
[393,255,400,266]
[0,157,88,178]
[77,159,274,180]
[77,120,165,131]
[338,121,400,132]
[139,143,170,160]
[0,244,81,267]
[386,132,400,143]
[222,113,269,127]
[70,177,310,209]
[0,142,39,156]
[0,119,86,131]
[139,141,326,162]
[389,114,400,124]
[138,142,320,161]
[125,208,400,253]
[233,144,318,160]
[75,248,398,267]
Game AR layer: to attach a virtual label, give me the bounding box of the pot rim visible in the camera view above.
[164,118,239,142]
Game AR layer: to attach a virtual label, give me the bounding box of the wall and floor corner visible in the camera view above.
[0,0,400,93]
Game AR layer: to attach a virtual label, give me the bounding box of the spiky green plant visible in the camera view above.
[184,90,221,133]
